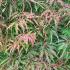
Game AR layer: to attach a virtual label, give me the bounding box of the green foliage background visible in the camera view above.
[0,0,70,70]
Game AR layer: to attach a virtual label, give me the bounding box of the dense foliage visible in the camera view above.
[0,0,70,70]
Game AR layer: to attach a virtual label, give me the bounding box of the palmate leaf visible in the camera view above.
[8,33,36,52]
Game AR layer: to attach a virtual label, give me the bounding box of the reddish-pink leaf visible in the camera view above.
[20,34,29,43]
[9,42,20,52]
[19,33,36,46]
[64,4,70,8]
[27,13,35,19]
